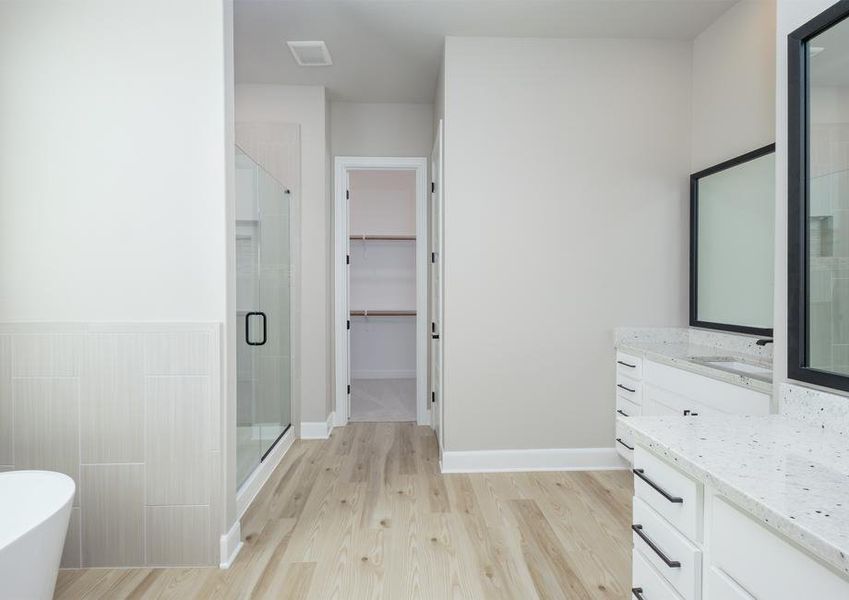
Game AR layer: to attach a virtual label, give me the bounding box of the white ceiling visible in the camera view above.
[234,0,737,103]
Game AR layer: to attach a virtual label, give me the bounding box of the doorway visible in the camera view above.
[334,157,428,426]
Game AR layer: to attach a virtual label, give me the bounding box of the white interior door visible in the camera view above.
[431,121,444,449]
[346,170,352,421]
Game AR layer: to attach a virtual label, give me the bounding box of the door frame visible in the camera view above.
[334,156,429,427]
[431,120,444,451]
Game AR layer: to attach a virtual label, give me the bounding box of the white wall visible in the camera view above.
[691,0,777,172]
[442,37,692,452]
[774,0,844,384]
[235,84,331,423]
[0,0,230,322]
[330,102,434,157]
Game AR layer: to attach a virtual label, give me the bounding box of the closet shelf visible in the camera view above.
[350,310,416,317]
[349,234,416,241]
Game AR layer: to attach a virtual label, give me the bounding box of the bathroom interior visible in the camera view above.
[3,0,849,599]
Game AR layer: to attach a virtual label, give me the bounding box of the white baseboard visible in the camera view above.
[236,425,295,520]
[351,369,416,380]
[440,447,628,473]
[219,520,243,569]
[301,411,336,440]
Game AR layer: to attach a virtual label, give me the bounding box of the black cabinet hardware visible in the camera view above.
[617,384,636,393]
[616,438,634,451]
[245,312,267,346]
[632,524,681,568]
[632,588,646,600]
[617,360,637,368]
[683,409,699,417]
[756,338,773,346]
[616,409,629,417]
[633,468,683,503]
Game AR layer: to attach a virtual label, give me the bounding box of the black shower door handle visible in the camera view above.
[246,311,267,346]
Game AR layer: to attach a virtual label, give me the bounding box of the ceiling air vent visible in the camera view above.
[287,41,333,67]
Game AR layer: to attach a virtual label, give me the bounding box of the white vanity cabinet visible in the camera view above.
[631,446,849,600]
[614,352,771,463]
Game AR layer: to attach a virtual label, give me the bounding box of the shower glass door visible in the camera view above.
[235,146,292,489]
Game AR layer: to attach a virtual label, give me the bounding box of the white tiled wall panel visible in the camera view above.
[0,323,221,568]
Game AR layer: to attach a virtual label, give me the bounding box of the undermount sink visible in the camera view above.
[690,356,772,379]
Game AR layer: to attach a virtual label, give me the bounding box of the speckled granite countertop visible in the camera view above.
[621,414,849,577]
[615,328,773,395]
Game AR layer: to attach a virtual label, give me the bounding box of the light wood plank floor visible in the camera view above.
[55,423,632,599]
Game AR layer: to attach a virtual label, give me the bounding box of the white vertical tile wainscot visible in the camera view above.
[0,323,222,568]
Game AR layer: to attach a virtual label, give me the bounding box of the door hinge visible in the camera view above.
[431,181,435,193]
[346,254,350,265]
[431,391,436,403]
[347,384,351,394]
[347,319,350,330]
[431,251,437,263]
[346,190,350,200]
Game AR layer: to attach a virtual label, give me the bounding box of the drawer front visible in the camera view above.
[633,447,702,541]
[710,496,849,599]
[617,351,643,379]
[616,395,641,418]
[633,497,701,600]
[616,374,642,404]
[706,567,754,600]
[633,548,684,600]
[615,420,634,462]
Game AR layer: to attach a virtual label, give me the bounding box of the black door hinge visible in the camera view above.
[346,254,350,265]
[347,319,350,330]
[431,181,435,193]
[431,391,436,403]
[431,252,437,263]
[346,190,350,200]
[347,384,351,394]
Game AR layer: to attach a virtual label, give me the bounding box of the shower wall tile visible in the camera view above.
[80,464,145,567]
[146,506,211,566]
[12,333,82,377]
[144,376,210,505]
[80,334,144,464]
[0,335,12,465]
[60,507,81,569]
[13,378,80,505]
[144,331,211,376]
[0,322,222,569]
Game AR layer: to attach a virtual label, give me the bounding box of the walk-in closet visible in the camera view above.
[348,169,418,422]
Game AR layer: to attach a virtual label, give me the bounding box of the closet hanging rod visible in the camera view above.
[349,234,416,241]
[350,310,416,317]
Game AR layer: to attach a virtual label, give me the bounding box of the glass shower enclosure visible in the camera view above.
[235,146,292,489]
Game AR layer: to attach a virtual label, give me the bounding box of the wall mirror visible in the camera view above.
[789,0,849,391]
[690,145,776,337]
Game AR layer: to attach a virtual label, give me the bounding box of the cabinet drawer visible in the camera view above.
[616,374,642,404]
[616,395,641,418]
[710,496,849,599]
[706,567,754,600]
[615,420,634,462]
[617,351,643,379]
[633,547,684,600]
[633,447,702,542]
[633,497,701,600]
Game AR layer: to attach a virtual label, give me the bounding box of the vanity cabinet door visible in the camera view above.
[710,497,849,599]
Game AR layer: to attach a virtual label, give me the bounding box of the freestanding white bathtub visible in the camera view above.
[0,471,75,600]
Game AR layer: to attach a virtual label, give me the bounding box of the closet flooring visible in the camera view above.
[54,423,632,600]
[350,378,415,422]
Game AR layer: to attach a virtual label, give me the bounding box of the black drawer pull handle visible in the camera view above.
[616,438,634,451]
[632,524,681,568]
[632,588,646,600]
[617,384,636,393]
[245,311,267,346]
[633,468,683,503]
[617,360,637,368]
[616,409,629,417]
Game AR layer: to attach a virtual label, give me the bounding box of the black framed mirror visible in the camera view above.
[789,0,849,391]
[690,145,776,337]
